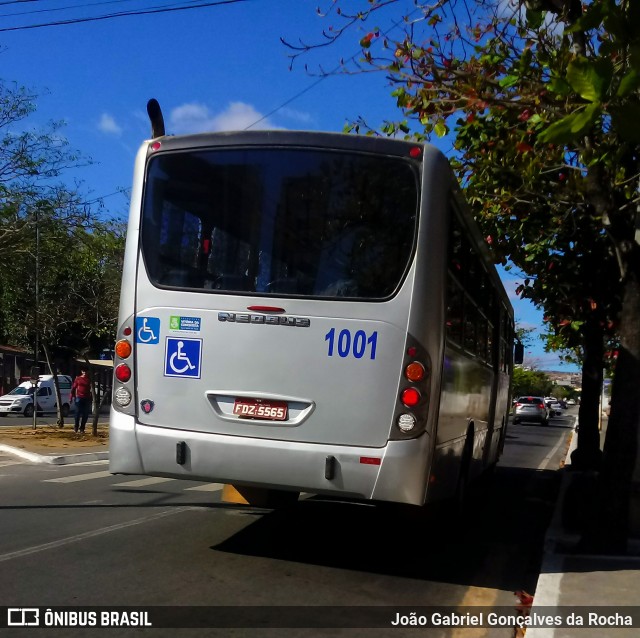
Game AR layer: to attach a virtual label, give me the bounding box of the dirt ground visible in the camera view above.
[0,423,109,454]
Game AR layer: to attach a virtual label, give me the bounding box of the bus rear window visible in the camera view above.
[140,147,418,299]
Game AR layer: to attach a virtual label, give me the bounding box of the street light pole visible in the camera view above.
[35,204,39,366]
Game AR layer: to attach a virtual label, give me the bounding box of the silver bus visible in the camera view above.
[110,111,515,507]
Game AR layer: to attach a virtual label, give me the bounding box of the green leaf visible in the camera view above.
[566,57,613,102]
[538,103,600,144]
[617,70,640,97]
[434,120,447,137]
[525,9,544,30]
[569,102,601,135]
[548,74,572,97]
[499,75,519,88]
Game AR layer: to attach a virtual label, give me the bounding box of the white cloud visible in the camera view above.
[98,113,123,136]
[169,101,282,134]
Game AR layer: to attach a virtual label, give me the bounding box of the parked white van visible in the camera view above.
[0,375,73,418]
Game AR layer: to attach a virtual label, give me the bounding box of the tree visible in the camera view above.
[0,81,92,266]
[0,79,123,360]
[0,78,125,436]
[513,367,553,397]
[289,0,640,551]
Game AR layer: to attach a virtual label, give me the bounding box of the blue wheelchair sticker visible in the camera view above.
[136,317,160,344]
[164,337,202,379]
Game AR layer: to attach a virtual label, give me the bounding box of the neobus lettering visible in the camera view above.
[218,312,310,327]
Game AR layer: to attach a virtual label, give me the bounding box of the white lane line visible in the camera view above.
[184,483,224,492]
[44,470,112,483]
[112,477,176,487]
[0,507,196,563]
[538,427,571,471]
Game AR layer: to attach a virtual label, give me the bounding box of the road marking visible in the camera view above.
[184,483,224,492]
[0,507,196,564]
[0,460,23,467]
[112,477,175,487]
[44,470,112,483]
[538,426,571,471]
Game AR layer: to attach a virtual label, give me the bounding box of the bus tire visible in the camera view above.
[454,430,473,516]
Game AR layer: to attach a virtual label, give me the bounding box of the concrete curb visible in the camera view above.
[0,444,109,465]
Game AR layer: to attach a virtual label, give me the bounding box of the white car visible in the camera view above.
[0,375,72,418]
[548,400,564,416]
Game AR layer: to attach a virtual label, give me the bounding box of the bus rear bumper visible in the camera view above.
[109,411,431,506]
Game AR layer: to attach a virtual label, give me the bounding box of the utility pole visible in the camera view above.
[32,203,40,430]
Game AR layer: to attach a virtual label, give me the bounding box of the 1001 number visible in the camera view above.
[325,328,378,360]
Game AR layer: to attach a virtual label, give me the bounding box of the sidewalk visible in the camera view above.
[527,418,640,638]
[0,420,109,465]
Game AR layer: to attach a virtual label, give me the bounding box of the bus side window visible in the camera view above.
[446,275,463,345]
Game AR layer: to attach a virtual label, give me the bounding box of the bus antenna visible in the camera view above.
[147,99,165,139]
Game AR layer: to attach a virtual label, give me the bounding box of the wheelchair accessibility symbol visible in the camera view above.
[164,337,202,379]
[135,317,160,344]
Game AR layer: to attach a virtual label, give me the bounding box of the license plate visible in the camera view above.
[233,398,288,421]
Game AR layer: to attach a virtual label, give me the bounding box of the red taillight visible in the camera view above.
[401,387,421,407]
[515,402,522,407]
[115,363,131,382]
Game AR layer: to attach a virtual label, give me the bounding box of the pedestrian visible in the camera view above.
[70,368,92,433]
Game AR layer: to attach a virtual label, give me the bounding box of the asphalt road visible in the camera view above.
[0,409,576,637]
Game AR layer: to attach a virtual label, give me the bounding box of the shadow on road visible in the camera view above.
[213,465,561,593]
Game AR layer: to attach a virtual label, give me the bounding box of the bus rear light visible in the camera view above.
[123,326,132,336]
[114,386,132,407]
[115,364,132,382]
[401,387,421,408]
[115,339,132,359]
[397,413,417,432]
[405,361,425,382]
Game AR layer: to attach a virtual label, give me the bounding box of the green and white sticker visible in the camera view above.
[169,316,201,332]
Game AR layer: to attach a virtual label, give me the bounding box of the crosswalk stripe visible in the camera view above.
[112,477,175,487]
[0,460,22,467]
[184,483,224,492]
[44,470,112,483]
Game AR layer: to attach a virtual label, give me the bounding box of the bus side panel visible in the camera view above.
[427,347,493,501]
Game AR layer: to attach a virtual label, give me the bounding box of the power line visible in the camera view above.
[0,0,159,19]
[246,9,416,130]
[0,0,248,31]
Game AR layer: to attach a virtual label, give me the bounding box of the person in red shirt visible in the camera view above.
[70,368,92,433]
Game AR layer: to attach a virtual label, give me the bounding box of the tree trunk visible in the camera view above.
[570,316,604,470]
[579,262,640,553]
[43,343,65,428]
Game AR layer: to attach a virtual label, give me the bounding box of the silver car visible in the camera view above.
[513,396,549,426]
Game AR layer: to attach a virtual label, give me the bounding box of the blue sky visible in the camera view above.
[0,0,578,371]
